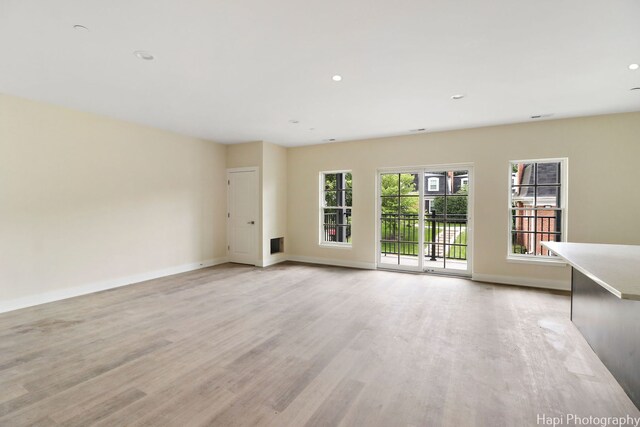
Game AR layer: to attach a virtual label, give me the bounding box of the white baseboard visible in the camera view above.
[285,257,568,292]
[472,273,570,292]
[0,257,228,314]
[1,258,569,314]
[257,254,288,268]
[287,255,376,270]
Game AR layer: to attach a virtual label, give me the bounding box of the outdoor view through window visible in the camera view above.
[510,160,566,258]
[321,172,352,245]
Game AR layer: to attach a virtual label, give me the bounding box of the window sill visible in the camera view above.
[319,243,353,250]
[506,255,567,267]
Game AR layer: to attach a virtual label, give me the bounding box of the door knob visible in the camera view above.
[247,221,255,225]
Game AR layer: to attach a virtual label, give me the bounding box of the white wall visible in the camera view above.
[0,94,227,311]
[286,112,640,290]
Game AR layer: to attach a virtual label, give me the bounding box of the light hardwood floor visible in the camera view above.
[0,262,638,426]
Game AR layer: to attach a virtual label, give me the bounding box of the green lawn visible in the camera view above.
[381,221,467,259]
[447,231,467,259]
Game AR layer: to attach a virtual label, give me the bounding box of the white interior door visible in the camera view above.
[228,168,259,265]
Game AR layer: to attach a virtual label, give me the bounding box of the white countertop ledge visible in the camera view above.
[542,242,640,301]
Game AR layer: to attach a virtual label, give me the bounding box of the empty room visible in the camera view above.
[1,0,639,426]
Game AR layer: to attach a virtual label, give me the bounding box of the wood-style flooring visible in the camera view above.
[0,262,638,426]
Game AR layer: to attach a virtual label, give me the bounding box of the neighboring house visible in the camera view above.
[421,172,468,213]
[511,162,562,255]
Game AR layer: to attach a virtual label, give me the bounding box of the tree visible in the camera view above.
[380,174,419,242]
[380,174,418,214]
[432,186,467,217]
[323,172,352,207]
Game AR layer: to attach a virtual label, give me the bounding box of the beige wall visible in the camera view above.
[2,90,637,309]
[226,141,288,267]
[262,142,288,266]
[287,112,640,290]
[0,94,227,308]
[226,141,262,170]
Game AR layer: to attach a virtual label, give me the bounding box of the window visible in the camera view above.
[321,171,352,245]
[428,177,439,192]
[461,178,469,187]
[509,159,567,260]
[424,198,432,213]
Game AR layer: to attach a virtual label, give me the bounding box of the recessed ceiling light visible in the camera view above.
[629,64,639,70]
[530,113,554,119]
[73,24,89,31]
[451,94,465,100]
[332,75,342,82]
[323,138,336,142]
[410,128,427,132]
[631,87,640,91]
[134,51,154,61]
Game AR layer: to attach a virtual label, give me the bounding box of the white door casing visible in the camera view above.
[376,164,474,276]
[227,168,259,265]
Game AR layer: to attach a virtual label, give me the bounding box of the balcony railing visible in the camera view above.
[323,211,352,242]
[380,211,468,260]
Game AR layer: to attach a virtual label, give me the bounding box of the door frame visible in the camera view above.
[375,163,474,276]
[375,166,424,273]
[227,167,260,266]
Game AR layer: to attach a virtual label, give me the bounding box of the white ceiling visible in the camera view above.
[1,0,639,146]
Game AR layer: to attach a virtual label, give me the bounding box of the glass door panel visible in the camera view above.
[379,172,421,268]
[423,169,469,273]
[423,171,446,270]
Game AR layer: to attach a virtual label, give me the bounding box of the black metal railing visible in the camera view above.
[437,213,467,260]
[380,211,468,260]
[323,211,352,243]
[380,213,420,256]
[511,211,561,256]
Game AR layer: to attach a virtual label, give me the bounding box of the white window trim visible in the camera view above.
[427,177,439,192]
[319,170,353,248]
[507,158,568,265]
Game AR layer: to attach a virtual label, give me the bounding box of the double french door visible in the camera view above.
[377,166,472,275]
